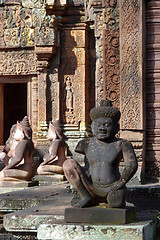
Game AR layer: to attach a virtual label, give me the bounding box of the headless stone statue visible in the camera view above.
[0,116,35,181]
[63,100,138,208]
[37,120,67,175]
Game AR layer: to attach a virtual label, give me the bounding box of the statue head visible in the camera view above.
[47,119,63,140]
[16,116,32,140]
[90,100,120,140]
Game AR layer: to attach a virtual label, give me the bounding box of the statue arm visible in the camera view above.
[3,139,11,153]
[110,140,138,191]
[4,140,28,170]
[75,140,86,155]
[42,139,61,165]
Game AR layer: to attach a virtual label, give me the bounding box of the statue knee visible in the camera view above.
[37,166,43,175]
[63,158,77,172]
[107,189,125,208]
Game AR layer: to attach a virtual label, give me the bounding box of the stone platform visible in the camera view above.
[126,183,160,210]
[33,174,66,186]
[0,180,39,194]
[1,183,160,239]
[0,182,71,212]
[37,220,159,240]
[3,182,72,232]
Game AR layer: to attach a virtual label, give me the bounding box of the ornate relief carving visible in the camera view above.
[120,0,141,129]
[102,0,119,108]
[60,28,88,124]
[63,76,75,124]
[103,0,117,8]
[0,3,57,48]
[103,27,120,108]
[0,50,37,75]
[4,28,20,47]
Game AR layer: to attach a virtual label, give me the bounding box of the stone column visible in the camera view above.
[119,0,145,178]
[36,59,49,138]
[0,84,4,145]
[59,23,90,161]
[31,76,38,142]
[35,46,56,138]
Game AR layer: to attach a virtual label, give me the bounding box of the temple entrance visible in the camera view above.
[3,83,27,144]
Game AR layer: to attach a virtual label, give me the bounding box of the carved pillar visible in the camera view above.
[120,0,145,178]
[0,84,4,145]
[36,60,50,137]
[31,76,38,142]
[59,24,90,160]
[35,46,56,138]
[103,0,120,109]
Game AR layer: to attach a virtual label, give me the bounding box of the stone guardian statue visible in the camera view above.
[0,116,35,181]
[63,100,138,208]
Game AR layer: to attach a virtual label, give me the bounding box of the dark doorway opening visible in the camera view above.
[4,83,27,143]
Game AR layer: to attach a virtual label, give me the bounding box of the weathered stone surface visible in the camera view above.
[126,183,160,210]
[120,0,144,130]
[0,180,39,194]
[3,183,72,231]
[0,182,71,212]
[33,174,66,185]
[65,206,136,224]
[37,220,158,240]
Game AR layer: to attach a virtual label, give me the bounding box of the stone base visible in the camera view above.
[33,174,66,186]
[65,206,136,224]
[126,183,160,210]
[37,220,159,240]
[0,180,39,194]
[0,182,71,213]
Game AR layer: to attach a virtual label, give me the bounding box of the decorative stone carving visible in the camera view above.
[120,0,142,130]
[60,27,89,125]
[103,28,120,108]
[0,2,57,48]
[0,50,37,75]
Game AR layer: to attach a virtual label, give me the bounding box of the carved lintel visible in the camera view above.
[37,121,49,137]
[35,46,56,61]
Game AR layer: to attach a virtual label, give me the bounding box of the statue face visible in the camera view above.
[91,117,117,140]
[47,126,56,140]
[13,127,24,141]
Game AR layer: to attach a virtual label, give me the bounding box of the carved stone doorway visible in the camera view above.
[1,83,27,144]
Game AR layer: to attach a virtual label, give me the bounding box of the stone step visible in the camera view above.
[37,220,159,240]
[3,182,72,232]
[0,180,39,194]
[126,183,160,210]
[0,182,71,213]
[33,175,66,186]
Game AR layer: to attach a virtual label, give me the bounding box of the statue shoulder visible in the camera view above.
[17,139,34,151]
[75,138,91,155]
[119,138,134,150]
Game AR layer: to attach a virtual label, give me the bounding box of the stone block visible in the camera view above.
[33,174,66,186]
[37,220,159,240]
[65,206,136,224]
[0,180,39,194]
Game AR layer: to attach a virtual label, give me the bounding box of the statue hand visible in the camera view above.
[109,180,125,192]
[41,155,56,165]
